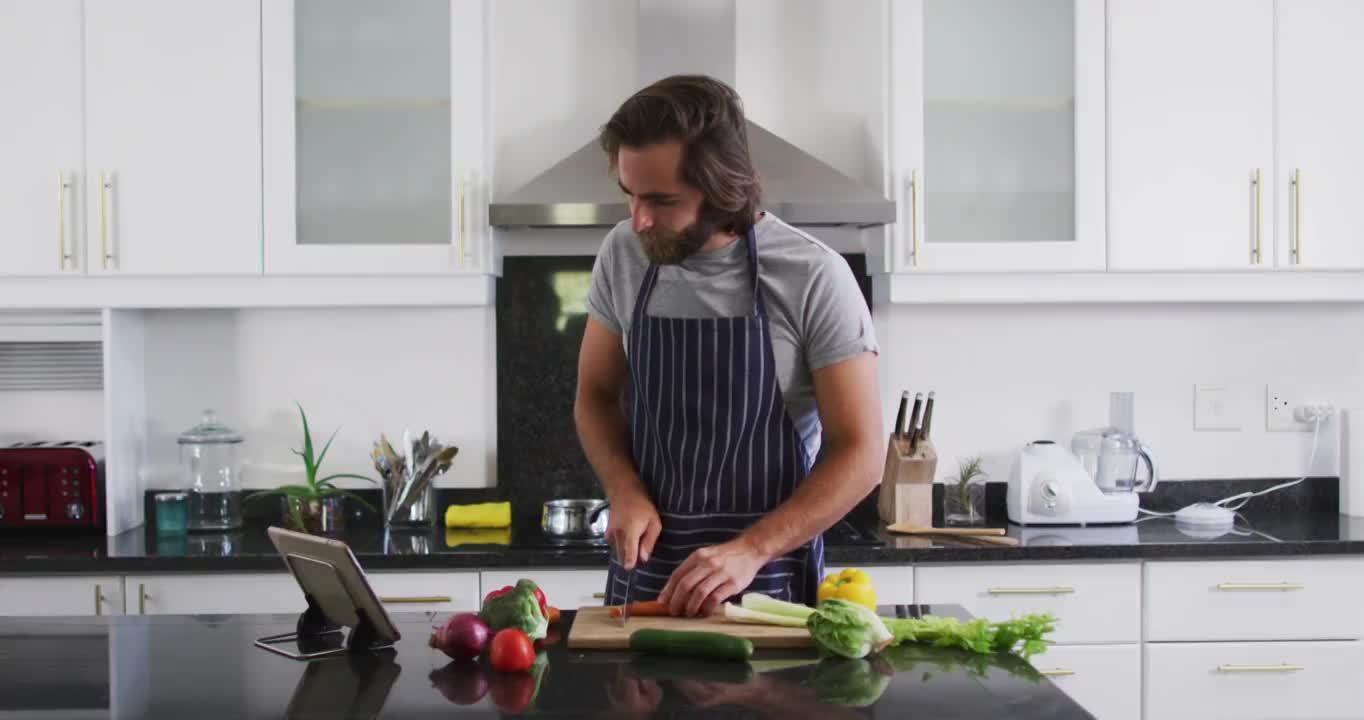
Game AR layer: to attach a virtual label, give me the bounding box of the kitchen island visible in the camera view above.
[0,606,1092,718]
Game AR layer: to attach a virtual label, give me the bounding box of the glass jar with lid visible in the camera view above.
[178,410,244,531]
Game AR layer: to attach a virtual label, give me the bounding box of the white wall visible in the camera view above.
[0,390,104,443]
[873,302,1364,485]
[137,307,497,491]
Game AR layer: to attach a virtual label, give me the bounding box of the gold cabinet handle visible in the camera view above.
[987,586,1075,595]
[1215,582,1304,591]
[592,592,607,599]
[58,171,71,270]
[457,172,467,269]
[379,595,452,604]
[99,172,115,270]
[1039,669,1075,677]
[1291,169,1302,264]
[94,585,106,615]
[1217,664,1305,674]
[138,583,148,615]
[1251,168,1262,264]
[908,169,919,268]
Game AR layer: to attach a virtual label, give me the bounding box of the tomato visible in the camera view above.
[489,628,536,673]
[488,670,536,713]
[532,586,547,616]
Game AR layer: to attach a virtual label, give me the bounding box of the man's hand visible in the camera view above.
[657,537,768,617]
[606,490,662,571]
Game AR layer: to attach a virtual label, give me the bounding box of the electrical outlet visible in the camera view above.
[1266,385,1321,432]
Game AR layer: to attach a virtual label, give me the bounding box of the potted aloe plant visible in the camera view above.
[943,455,988,526]
[246,403,376,533]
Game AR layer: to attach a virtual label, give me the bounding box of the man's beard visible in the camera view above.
[639,214,719,266]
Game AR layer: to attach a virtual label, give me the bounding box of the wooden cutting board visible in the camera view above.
[566,606,813,650]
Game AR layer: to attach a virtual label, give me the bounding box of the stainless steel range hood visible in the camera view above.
[489,0,895,229]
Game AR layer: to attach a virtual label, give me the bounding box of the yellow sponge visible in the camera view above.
[444,501,511,528]
[445,527,511,547]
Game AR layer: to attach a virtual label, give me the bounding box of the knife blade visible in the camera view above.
[621,566,633,626]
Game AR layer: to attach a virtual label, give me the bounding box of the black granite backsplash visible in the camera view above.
[493,253,873,524]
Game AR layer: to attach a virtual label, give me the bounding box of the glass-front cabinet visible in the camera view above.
[887,0,1105,271]
[262,0,489,274]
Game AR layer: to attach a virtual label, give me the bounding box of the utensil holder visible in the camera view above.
[384,482,435,529]
[877,434,937,526]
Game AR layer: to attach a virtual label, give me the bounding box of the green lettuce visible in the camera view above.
[805,598,894,659]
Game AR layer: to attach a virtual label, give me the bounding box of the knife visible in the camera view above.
[893,390,909,440]
[905,393,924,453]
[919,391,936,444]
[622,567,633,626]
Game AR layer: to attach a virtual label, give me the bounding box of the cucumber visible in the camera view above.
[628,629,755,661]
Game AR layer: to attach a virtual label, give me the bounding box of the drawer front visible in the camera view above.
[481,569,607,611]
[369,572,480,613]
[0,576,125,616]
[1145,641,1364,720]
[128,573,298,615]
[1032,644,1140,720]
[915,562,1141,643]
[128,571,479,615]
[1145,558,1364,641]
[825,565,914,604]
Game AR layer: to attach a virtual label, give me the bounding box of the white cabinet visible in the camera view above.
[125,571,480,615]
[1145,558,1364,642]
[1145,641,1364,720]
[825,565,914,605]
[1275,0,1364,269]
[261,0,491,275]
[0,576,124,616]
[886,0,1106,272]
[915,562,1141,644]
[482,569,608,611]
[0,0,84,277]
[1108,0,1275,270]
[368,571,481,613]
[1032,644,1141,720]
[83,0,262,276]
[126,573,298,615]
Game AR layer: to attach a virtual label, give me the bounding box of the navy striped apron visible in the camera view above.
[604,227,824,605]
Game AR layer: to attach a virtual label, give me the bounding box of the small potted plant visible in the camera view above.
[943,455,988,526]
[246,403,376,533]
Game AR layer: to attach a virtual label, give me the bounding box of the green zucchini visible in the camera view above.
[628,629,755,661]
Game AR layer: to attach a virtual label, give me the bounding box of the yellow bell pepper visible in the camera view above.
[817,568,877,610]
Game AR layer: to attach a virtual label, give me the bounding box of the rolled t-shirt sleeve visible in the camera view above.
[585,234,623,337]
[802,255,879,370]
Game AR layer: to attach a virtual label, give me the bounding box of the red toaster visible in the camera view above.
[0,441,105,531]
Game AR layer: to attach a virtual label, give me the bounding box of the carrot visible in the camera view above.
[609,600,671,618]
[546,605,561,625]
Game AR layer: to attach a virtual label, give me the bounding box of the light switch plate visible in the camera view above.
[1195,385,1241,431]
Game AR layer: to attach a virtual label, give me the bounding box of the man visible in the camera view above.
[575,75,883,618]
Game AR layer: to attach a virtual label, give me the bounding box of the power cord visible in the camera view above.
[1137,411,1327,518]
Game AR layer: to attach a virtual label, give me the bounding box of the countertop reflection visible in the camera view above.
[0,607,1091,719]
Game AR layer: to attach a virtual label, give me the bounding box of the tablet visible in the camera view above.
[266,526,401,646]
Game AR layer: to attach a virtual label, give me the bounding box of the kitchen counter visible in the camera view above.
[0,607,1090,718]
[4,511,1364,573]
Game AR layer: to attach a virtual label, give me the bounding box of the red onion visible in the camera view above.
[429,612,490,661]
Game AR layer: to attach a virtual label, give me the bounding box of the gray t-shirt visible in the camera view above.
[585,211,879,462]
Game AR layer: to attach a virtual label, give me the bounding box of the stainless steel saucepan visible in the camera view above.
[541,499,609,537]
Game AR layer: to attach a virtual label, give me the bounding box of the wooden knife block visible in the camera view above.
[877,435,937,526]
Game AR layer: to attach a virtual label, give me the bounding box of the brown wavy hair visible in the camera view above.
[599,75,762,237]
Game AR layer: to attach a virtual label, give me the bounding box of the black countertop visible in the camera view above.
[4,511,1364,573]
[0,607,1091,718]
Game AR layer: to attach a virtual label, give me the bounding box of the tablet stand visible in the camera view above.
[254,556,397,660]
